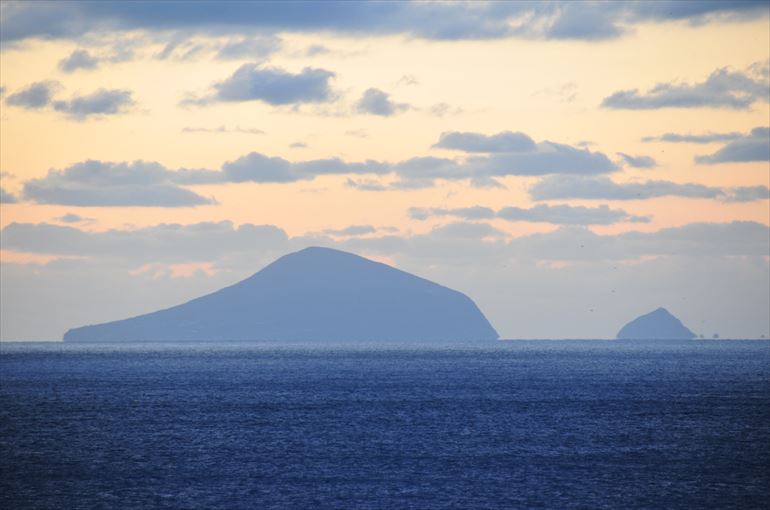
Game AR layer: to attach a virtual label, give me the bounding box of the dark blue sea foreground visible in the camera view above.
[1,340,769,509]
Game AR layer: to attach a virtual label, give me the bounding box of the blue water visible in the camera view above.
[1,341,769,509]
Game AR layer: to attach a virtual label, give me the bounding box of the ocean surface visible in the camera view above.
[1,341,769,509]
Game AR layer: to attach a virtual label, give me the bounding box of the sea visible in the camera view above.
[1,340,768,509]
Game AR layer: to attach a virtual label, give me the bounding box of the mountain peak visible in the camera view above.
[291,246,347,256]
[64,247,498,343]
[617,307,696,340]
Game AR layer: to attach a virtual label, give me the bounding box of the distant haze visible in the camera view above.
[0,2,768,340]
[63,247,498,342]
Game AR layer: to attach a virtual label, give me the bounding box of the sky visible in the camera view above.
[1,0,769,340]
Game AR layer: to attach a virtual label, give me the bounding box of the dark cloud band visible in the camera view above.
[3,1,767,43]
[410,204,649,225]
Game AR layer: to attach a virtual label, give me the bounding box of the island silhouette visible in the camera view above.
[616,307,696,340]
[63,246,499,342]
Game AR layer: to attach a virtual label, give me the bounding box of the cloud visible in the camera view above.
[386,134,619,189]
[0,186,19,204]
[389,178,436,190]
[428,221,508,239]
[642,131,743,144]
[409,206,496,221]
[393,157,466,183]
[470,176,506,189]
[332,134,619,191]
[153,35,281,62]
[22,160,216,207]
[1,220,288,263]
[723,186,770,203]
[468,142,619,177]
[530,175,725,201]
[54,213,92,223]
[190,63,336,106]
[220,152,389,183]
[297,158,391,178]
[501,221,770,263]
[304,44,330,56]
[425,134,619,181]
[4,81,59,109]
[3,1,767,43]
[345,178,389,191]
[355,88,411,116]
[2,219,768,340]
[14,134,737,206]
[57,41,138,71]
[322,225,377,237]
[426,102,462,117]
[433,131,536,153]
[695,127,770,164]
[220,153,295,183]
[5,82,133,119]
[630,1,770,23]
[602,64,770,110]
[215,36,281,60]
[4,218,766,268]
[154,38,198,60]
[617,152,657,168]
[615,221,770,258]
[543,3,623,40]
[18,152,392,206]
[531,176,770,203]
[498,204,649,225]
[52,89,134,119]
[58,49,99,72]
[411,204,648,225]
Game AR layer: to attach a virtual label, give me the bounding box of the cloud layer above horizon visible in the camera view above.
[1,0,768,340]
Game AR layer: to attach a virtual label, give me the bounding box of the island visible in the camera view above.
[63,246,499,343]
[616,307,696,340]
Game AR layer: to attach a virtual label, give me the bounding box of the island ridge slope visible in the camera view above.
[64,246,499,342]
[616,307,696,340]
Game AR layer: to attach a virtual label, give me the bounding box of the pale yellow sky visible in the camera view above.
[1,2,769,340]
[1,19,768,236]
